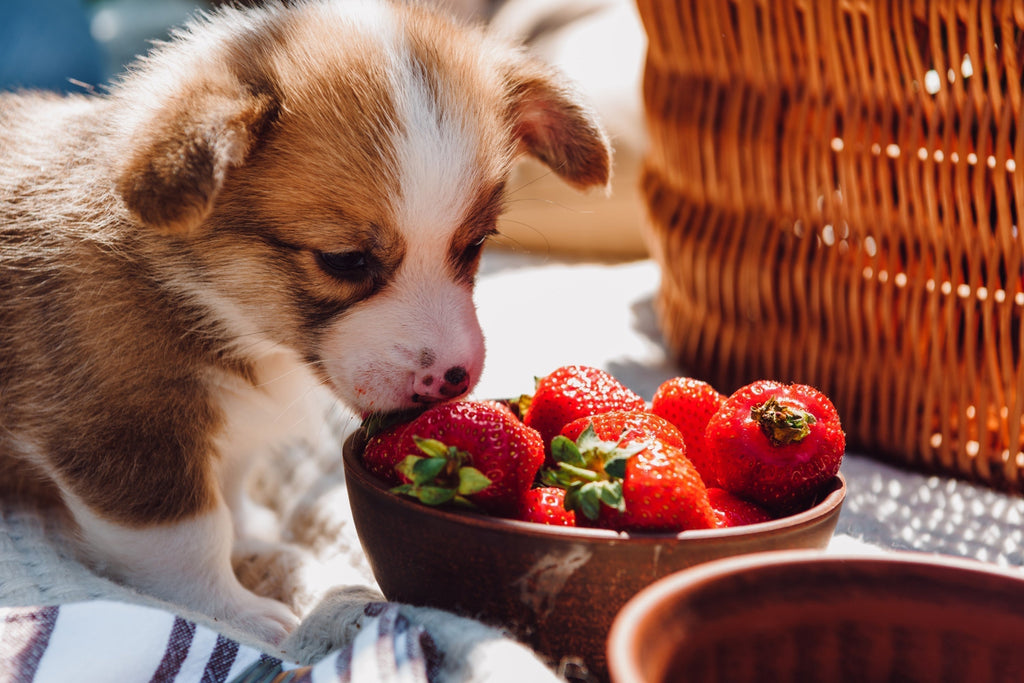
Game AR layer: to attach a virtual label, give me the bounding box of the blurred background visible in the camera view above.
[0,0,650,260]
[0,0,201,93]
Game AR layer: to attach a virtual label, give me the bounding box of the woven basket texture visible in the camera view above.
[636,0,1024,490]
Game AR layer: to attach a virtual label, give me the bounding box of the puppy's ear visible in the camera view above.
[505,60,612,191]
[116,90,276,234]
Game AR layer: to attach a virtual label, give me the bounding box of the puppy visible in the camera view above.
[0,0,610,644]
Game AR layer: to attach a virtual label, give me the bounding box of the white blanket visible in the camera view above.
[1,600,441,683]
[3,253,1024,683]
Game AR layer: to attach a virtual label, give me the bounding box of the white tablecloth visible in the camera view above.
[473,251,1024,569]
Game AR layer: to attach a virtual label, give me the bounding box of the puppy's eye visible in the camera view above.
[316,250,370,279]
[462,233,492,262]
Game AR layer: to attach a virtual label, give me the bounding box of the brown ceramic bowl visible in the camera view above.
[608,549,1024,683]
[342,429,845,681]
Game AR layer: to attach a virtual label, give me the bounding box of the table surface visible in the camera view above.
[473,250,1024,569]
[2,247,1021,683]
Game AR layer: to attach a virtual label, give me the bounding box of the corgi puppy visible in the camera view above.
[0,0,610,644]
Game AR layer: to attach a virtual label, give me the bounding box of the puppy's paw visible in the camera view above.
[228,593,300,646]
[232,539,313,612]
[282,585,386,663]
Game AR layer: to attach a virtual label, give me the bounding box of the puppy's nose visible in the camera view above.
[439,365,469,397]
[444,366,467,386]
[411,365,471,402]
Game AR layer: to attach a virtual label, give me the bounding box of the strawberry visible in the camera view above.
[544,411,716,532]
[706,488,772,528]
[522,365,647,456]
[650,376,724,486]
[389,400,545,517]
[361,423,412,485]
[706,380,845,514]
[559,410,687,452]
[518,487,576,526]
[360,409,424,485]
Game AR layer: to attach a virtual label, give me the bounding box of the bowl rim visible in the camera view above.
[605,548,1024,682]
[342,427,847,544]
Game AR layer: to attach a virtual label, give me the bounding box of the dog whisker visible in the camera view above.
[493,218,553,258]
[507,164,558,195]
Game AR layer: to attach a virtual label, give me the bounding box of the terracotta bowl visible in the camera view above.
[342,429,846,681]
[607,549,1024,683]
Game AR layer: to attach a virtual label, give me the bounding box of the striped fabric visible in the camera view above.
[0,600,440,683]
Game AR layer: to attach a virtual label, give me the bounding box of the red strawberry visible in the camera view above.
[559,410,687,452]
[361,421,415,485]
[650,376,724,486]
[390,401,545,517]
[522,365,647,455]
[706,380,845,514]
[518,487,576,526]
[706,488,772,528]
[544,411,716,532]
[360,407,429,484]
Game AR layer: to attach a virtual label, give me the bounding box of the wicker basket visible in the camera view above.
[636,0,1024,491]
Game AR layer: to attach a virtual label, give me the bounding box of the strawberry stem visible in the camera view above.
[540,424,645,520]
[390,438,492,508]
[750,396,816,446]
[555,462,601,482]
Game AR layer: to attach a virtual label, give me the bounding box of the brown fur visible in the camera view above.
[0,0,609,636]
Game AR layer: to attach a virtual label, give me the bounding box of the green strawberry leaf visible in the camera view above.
[457,466,492,495]
[604,436,647,471]
[411,456,448,484]
[540,466,565,489]
[390,480,484,510]
[542,424,648,520]
[395,454,450,486]
[550,434,585,466]
[565,483,601,521]
[573,423,612,453]
[556,462,600,482]
[594,480,625,511]
[563,480,627,521]
[414,436,452,459]
[539,467,574,489]
[575,424,643,469]
[395,455,423,482]
[390,483,414,497]
[603,452,630,479]
[416,486,457,506]
[389,435,492,510]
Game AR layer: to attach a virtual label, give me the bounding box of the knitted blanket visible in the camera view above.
[2,600,438,683]
[4,256,1024,683]
[0,405,562,683]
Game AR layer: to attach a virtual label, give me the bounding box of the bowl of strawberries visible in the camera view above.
[342,366,847,681]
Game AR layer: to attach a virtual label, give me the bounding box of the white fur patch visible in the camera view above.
[65,499,298,643]
[312,11,489,415]
[210,351,334,526]
[391,62,479,251]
